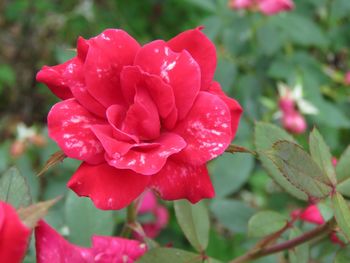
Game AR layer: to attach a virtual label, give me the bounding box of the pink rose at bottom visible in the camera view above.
[257,0,294,15]
[35,221,147,263]
[135,191,169,239]
[0,201,31,263]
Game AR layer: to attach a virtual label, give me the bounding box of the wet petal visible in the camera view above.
[91,236,147,262]
[85,29,140,107]
[150,160,215,203]
[68,162,150,210]
[208,82,243,137]
[0,202,30,263]
[106,132,186,175]
[35,221,92,263]
[36,59,75,100]
[173,91,232,165]
[135,40,200,120]
[48,99,105,164]
[123,87,161,140]
[168,27,216,91]
[121,66,176,118]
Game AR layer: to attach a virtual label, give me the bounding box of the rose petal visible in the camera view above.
[168,27,216,91]
[67,162,150,210]
[36,60,75,100]
[91,125,133,159]
[134,40,200,120]
[106,132,186,175]
[172,91,232,165]
[70,85,106,118]
[150,160,215,203]
[0,202,30,263]
[91,236,147,262]
[85,29,140,108]
[48,99,105,164]
[208,82,243,137]
[123,87,161,140]
[106,105,139,143]
[121,66,176,118]
[35,221,92,263]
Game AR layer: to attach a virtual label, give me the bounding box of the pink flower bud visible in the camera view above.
[229,0,253,9]
[278,96,295,114]
[281,111,307,134]
[345,71,350,85]
[10,140,26,158]
[257,0,294,15]
[299,205,325,225]
[29,134,47,147]
[332,157,338,167]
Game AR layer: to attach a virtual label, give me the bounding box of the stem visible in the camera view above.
[225,145,257,156]
[230,220,334,263]
[120,201,138,237]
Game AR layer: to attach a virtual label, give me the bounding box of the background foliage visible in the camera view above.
[0,0,350,262]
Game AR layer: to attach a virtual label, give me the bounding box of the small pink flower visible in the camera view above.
[345,71,350,85]
[0,201,31,263]
[229,0,253,9]
[292,205,346,246]
[278,91,295,114]
[136,191,169,239]
[299,205,325,225]
[35,221,147,263]
[332,157,338,167]
[281,110,307,134]
[257,0,294,15]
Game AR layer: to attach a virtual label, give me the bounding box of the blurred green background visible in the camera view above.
[0,0,350,262]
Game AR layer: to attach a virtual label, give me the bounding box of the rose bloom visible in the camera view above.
[257,0,294,15]
[35,221,147,262]
[0,201,31,263]
[37,28,242,210]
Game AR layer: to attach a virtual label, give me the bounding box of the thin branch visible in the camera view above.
[230,220,334,263]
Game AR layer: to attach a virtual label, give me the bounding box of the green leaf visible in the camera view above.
[210,199,255,233]
[18,198,59,229]
[174,200,210,252]
[248,211,288,237]
[184,0,216,12]
[64,191,115,246]
[267,141,333,199]
[0,167,32,209]
[309,128,337,185]
[210,153,254,198]
[137,248,202,263]
[337,146,350,198]
[254,122,308,200]
[288,227,309,263]
[334,247,350,263]
[332,192,350,241]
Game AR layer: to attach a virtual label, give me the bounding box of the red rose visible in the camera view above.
[37,27,242,210]
[0,201,31,263]
[35,221,147,262]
